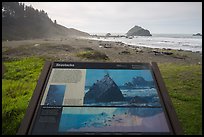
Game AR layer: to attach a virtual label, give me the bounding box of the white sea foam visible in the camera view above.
[83,34,202,53]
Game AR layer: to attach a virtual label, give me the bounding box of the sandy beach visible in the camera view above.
[2,37,202,65]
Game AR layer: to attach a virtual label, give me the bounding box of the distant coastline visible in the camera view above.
[89,33,202,37]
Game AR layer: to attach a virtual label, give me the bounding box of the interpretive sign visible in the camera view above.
[17,62,183,135]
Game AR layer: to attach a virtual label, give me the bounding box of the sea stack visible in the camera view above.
[193,33,202,36]
[84,73,125,103]
[126,25,152,36]
[124,76,155,88]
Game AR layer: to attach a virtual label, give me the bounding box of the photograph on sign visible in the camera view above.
[58,107,169,133]
[44,85,66,106]
[83,69,160,107]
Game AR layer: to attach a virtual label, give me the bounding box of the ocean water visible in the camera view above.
[84,88,161,107]
[84,33,202,53]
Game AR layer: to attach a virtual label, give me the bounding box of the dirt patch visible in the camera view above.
[119,50,131,55]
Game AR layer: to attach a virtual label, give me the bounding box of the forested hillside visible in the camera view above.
[2,2,90,41]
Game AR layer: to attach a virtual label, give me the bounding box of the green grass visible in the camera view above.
[158,63,202,135]
[2,57,202,135]
[76,50,109,60]
[2,57,45,135]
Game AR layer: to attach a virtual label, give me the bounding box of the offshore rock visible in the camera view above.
[124,76,155,88]
[126,25,152,36]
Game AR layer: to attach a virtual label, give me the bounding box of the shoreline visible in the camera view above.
[81,35,202,53]
[2,37,202,65]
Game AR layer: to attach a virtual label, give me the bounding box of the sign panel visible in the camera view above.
[17,62,182,135]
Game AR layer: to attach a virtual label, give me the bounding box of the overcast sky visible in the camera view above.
[23,2,202,34]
